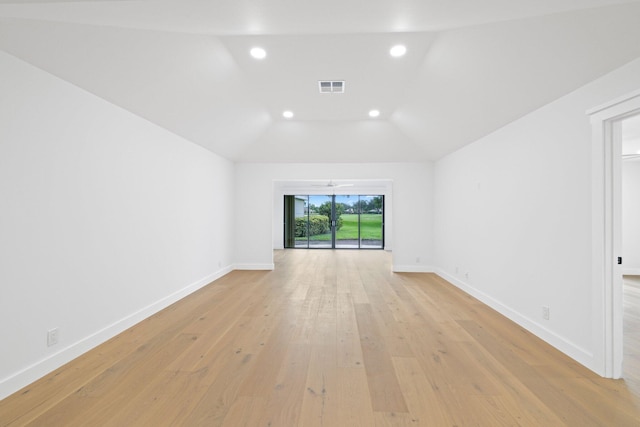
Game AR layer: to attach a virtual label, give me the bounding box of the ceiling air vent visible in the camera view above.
[319,80,345,93]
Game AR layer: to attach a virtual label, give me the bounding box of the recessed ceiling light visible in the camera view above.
[369,110,380,118]
[250,47,266,59]
[390,45,407,57]
[283,110,294,119]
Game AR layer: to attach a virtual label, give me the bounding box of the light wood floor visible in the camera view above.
[2,250,640,426]
[624,275,640,389]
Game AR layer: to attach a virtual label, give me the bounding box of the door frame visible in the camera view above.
[588,89,640,378]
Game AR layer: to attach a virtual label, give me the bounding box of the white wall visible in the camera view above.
[234,162,434,272]
[434,57,640,373]
[623,159,640,275]
[0,51,235,399]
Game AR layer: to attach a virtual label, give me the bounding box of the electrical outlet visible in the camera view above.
[416,257,420,263]
[455,266,459,274]
[542,306,550,320]
[47,328,59,347]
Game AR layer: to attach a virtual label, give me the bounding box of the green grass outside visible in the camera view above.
[296,214,382,241]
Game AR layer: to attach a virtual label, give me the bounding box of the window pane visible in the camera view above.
[294,195,310,248]
[307,195,332,248]
[359,195,383,248]
[335,195,358,248]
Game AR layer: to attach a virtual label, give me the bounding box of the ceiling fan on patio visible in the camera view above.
[312,179,354,188]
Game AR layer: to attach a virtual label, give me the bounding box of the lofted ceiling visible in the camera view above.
[1,0,640,163]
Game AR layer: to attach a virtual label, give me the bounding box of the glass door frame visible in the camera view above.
[283,194,384,250]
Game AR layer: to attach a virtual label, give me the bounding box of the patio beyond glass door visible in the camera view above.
[307,195,333,248]
[335,195,358,248]
[358,195,384,248]
[284,194,383,249]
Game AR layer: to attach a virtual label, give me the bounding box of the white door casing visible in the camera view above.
[588,89,640,378]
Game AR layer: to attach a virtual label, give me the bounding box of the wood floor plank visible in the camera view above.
[373,411,418,426]
[335,367,376,426]
[220,396,267,427]
[391,356,453,426]
[298,344,337,427]
[253,341,312,427]
[467,394,538,426]
[337,292,365,368]
[346,254,371,304]
[354,303,409,414]
[298,271,339,427]
[358,268,414,357]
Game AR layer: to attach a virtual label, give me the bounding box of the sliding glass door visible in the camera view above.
[284,194,384,249]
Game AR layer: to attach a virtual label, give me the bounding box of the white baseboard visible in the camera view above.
[435,268,595,373]
[0,266,232,400]
[233,263,275,270]
[392,265,435,273]
[623,268,640,276]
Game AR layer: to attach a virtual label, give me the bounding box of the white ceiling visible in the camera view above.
[2,0,640,162]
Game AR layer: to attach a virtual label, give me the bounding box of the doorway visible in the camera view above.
[588,89,640,378]
[283,194,384,249]
[622,114,640,385]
